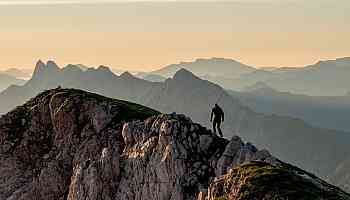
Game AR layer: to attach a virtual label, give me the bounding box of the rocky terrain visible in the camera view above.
[208,161,350,200]
[329,160,350,193]
[1,60,350,193]
[0,88,349,200]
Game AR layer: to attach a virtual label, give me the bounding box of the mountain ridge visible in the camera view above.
[1,60,350,192]
[151,57,256,79]
[148,56,350,96]
[0,88,349,200]
[229,86,350,132]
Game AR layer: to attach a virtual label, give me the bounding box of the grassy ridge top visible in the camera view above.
[2,87,160,127]
[212,161,350,200]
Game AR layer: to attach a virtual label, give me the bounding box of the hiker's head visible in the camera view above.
[215,103,219,108]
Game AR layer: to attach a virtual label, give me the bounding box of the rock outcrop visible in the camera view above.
[208,161,350,200]
[2,61,350,194]
[0,88,349,200]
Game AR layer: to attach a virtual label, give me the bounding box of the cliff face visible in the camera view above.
[3,62,350,191]
[0,88,348,200]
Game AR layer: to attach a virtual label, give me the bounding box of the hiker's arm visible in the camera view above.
[222,111,224,122]
[210,110,213,121]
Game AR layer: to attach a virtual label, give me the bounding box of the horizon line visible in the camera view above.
[0,0,314,6]
[0,0,181,6]
[2,56,349,72]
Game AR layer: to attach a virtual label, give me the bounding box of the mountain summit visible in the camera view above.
[151,57,255,78]
[32,60,60,79]
[0,88,348,200]
[173,68,200,82]
[1,62,350,192]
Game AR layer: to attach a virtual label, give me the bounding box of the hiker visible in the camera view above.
[210,104,224,137]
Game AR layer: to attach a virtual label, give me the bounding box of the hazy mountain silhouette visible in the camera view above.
[135,72,167,82]
[1,68,32,79]
[250,57,350,96]
[149,57,350,96]
[151,57,255,78]
[229,85,350,133]
[0,60,350,192]
[242,81,276,93]
[0,73,26,92]
[0,60,158,115]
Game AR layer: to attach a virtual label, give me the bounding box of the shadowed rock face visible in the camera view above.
[2,61,350,190]
[0,88,349,200]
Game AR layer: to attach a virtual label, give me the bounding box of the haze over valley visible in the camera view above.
[1,59,350,194]
[1,1,350,199]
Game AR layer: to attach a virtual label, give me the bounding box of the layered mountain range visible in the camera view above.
[0,68,32,80]
[0,60,350,193]
[0,73,26,93]
[149,57,350,96]
[0,88,349,200]
[228,84,350,132]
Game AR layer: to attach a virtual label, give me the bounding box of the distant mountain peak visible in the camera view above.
[62,64,83,73]
[36,59,44,65]
[97,65,111,72]
[195,57,240,63]
[31,60,60,80]
[151,57,255,79]
[95,65,115,76]
[120,71,134,78]
[75,64,89,71]
[173,68,199,81]
[244,81,276,93]
[34,59,45,70]
[32,60,46,78]
[46,60,59,70]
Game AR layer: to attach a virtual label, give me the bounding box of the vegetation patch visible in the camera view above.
[212,161,350,200]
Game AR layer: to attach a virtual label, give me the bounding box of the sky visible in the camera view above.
[0,0,349,71]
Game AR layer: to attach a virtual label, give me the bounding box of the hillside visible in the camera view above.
[0,88,348,200]
[1,68,32,80]
[208,161,350,200]
[228,86,350,132]
[0,60,350,192]
[0,73,26,92]
[149,57,350,96]
[151,57,255,78]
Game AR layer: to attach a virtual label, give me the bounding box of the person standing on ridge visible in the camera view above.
[211,104,224,137]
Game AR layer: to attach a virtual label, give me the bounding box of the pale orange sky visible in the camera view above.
[0,1,349,71]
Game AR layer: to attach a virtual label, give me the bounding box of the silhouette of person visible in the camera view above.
[211,104,224,137]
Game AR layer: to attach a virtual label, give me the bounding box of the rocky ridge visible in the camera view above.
[208,161,350,200]
[0,88,349,200]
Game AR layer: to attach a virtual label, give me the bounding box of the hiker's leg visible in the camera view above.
[213,121,217,133]
[217,121,223,137]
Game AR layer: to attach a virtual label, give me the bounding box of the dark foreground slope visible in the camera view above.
[0,88,349,200]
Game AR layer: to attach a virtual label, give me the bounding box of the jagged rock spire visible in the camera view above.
[32,59,46,78]
[31,60,60,80]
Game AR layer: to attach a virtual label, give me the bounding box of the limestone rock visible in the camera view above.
[0,88,348,200]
